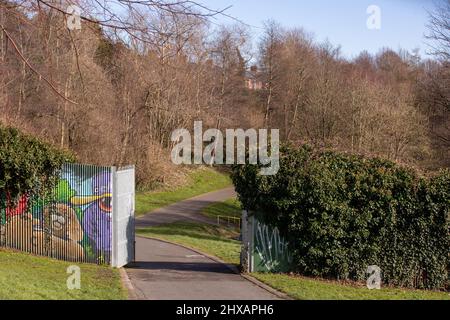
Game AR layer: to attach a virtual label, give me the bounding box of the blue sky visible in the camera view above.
[201,0,437,59]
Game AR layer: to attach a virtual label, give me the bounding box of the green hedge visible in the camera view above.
[0,125,75,204]
[232,145,449,290]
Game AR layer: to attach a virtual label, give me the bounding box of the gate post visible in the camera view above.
[249,213,254,272]
[111,166,118,267]
[111,166,135,268]
[240,210,254,273]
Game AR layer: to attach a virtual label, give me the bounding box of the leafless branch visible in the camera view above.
[0,23,79,104]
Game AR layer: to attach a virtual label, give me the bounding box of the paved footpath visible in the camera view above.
[126,237,281,300]
[135,187,237,227]
[127,188,281,300]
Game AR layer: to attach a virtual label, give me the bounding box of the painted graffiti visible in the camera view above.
[5,193,28,218]
[0,164,112,264]
[253,219,292,272]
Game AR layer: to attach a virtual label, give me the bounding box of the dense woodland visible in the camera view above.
[1,1,449,187]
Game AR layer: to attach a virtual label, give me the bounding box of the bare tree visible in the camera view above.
[0,0,231,104]
[259,20,282,127]
[426,0,450,61]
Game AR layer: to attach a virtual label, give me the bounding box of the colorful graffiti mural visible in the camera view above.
[0,163,113,264]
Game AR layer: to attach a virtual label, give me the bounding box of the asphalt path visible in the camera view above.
[126,236,280,300]
[127,188,281,300]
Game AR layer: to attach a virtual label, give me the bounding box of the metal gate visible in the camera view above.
[112,166,135,268]
[1,163,135,268]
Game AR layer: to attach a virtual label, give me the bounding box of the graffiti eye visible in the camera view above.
[99,197,112,213]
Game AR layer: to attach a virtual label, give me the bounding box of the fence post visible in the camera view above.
[111,166,117,267]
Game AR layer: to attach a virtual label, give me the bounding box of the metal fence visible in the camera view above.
[0,163,135,267]
[216,215,241,230]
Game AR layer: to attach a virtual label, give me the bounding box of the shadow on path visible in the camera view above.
[130,261,235,274]
[126,234,280,300]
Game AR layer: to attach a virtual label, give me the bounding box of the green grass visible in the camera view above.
[0,249,127,300]
[136,222,241,265]
[251,273,450,300]
[201,198,242,219]
[136,167,232,216]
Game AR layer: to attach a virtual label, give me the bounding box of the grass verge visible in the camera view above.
[0,249,126,300]
[251,273,450,300]
[136,167,232,216]
[136,222,241,265]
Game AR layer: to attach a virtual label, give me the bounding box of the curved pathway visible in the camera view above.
[135,187,236,227]
[127,188,281,300]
